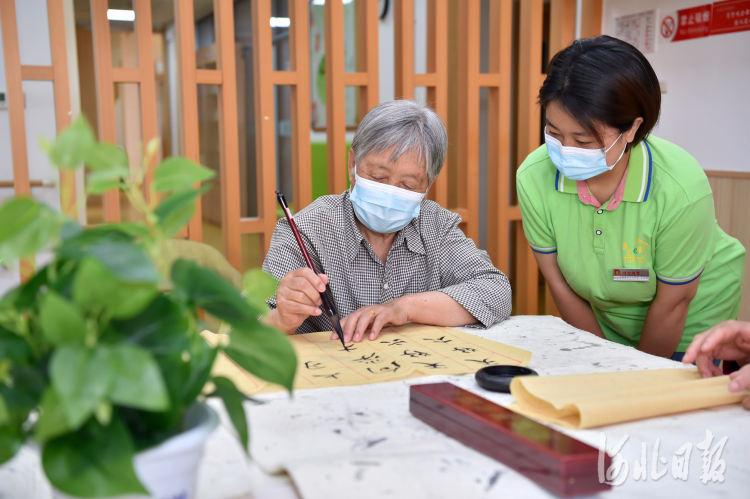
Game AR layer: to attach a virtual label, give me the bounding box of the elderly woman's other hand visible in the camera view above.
[335,299,409,343]
[683,320,750,410]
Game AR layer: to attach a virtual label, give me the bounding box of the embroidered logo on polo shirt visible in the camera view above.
[622,238,648,265]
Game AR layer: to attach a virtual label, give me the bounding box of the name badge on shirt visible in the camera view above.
[613,269,649,282]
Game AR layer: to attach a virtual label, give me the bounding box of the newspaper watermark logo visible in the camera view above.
[598,430,728,486]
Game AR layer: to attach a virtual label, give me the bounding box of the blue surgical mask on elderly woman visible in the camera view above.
[349,166,427,233]
[544,127,626,181]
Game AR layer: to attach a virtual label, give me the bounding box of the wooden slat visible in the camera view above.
[580,0,603,38]
[705,170,750,179]
[486,0,513,275]
[214,0,242,270]
[0,180,45,188]
[269,70,297,85]
[175,0,203,241]
[361,0,379,113]
[90,0,120,222]
[20,65,54,80]
[456,0,480,244]
[1,0,31,198]
[239,217,265,234]
[289,0,312,212]
[252,0,279,256]
[135,0,160,200]
[477,73,501,88]
[324,0,347,194]
[342,72,369,87]
[47,0,76,218]
[426,0,449,208]
[412,73,437,87]
[0,0,34,280]
[196,69,223,85]
[453,208,470,224]
[111,67,141,83]
[550,0,576,55]
[393,0,414,100]
[394,0,449,209]
[508,205,522,220]
[514,0,544,315]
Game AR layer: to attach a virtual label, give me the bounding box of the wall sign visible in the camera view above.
[616,9,658,53]
[673,4,713,41]
[660,1,750,42]
[710,0,750,35]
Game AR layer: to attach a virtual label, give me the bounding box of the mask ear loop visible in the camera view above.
[604,134,626,169]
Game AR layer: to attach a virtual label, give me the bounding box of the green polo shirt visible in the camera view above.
[517,136,745,352]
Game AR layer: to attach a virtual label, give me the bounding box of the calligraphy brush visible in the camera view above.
[275,191,347,348]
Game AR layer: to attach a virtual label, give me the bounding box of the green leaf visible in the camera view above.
[243,269,278,300]
[60,220,83,240]
[83,240,159,284]
[72,258,158,318]
[224,322,297,392]
[86,167,129,195]
[0,326,32,363]
[8,261,53,311]
[242,269,278,315]
[42,416,148,498]
[46,117,95,169]
[35,388,70,443]
[154,184,210,237]
[0,425,24,465]
[0,366,46,425]
[86,142,128,172]
[107,344,169,411]
[39,291,87,346]
[212,377,248,452]
[0,392,9,426]
[171,259,255,325]
[182,337,217,405]
[0,198,61,262]
[100,222,151,240]
[50,345,112,429]
[152,157,215,192]
[111,295,189,355]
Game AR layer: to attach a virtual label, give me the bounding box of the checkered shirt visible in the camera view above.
[262,191,512,334]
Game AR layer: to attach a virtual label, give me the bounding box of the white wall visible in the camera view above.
[603,0,750,172]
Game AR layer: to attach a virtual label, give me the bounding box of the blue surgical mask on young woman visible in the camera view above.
[349,167,427,233]
[544,128,626,181]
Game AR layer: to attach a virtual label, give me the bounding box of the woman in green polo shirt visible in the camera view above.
[517,35,745,361]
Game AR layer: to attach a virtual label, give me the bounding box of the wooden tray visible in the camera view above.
[410,382,611,497]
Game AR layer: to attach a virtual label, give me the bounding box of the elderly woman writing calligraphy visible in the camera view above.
[262,100,511,342]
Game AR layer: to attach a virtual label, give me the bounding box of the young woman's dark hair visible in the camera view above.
[539,35,661,149]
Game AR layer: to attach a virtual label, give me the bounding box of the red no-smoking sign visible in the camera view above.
[661,15,676,37]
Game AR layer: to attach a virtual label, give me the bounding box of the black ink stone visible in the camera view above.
[474,366,539,393]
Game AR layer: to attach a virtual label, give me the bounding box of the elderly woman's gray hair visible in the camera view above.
[350,100,448,184]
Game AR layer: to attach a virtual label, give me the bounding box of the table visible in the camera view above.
[2,316,748,498]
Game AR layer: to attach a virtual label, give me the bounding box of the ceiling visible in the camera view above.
[73,0,216,30]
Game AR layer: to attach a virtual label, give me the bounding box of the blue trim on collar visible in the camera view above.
[555,169,560,190]
[643,140,653,202]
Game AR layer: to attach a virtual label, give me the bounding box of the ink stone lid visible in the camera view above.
[475,366,539,393]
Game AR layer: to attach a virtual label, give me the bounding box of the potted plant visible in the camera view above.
[0,118,297,498]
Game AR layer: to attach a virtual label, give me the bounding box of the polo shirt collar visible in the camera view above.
[553,140,653,203]
[343,190,426,262]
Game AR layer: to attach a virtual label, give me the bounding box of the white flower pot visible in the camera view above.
[53,402,219,499]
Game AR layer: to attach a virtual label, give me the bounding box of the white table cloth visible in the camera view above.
[2,316,748,499]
